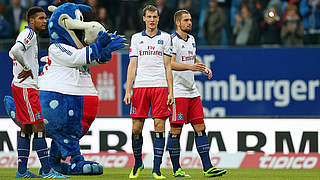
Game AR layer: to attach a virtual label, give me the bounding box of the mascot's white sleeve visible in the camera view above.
[49,43,93,67]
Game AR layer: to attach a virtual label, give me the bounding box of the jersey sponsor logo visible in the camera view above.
[139,46,162,56]
[158,40,163,45]
[177,113,183,120]
[181,56,194,61]
[181,45,185,48]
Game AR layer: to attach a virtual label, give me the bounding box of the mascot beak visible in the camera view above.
[62,18,106,45]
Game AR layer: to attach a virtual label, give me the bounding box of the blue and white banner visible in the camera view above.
[0,48,319,117]
[120,48,320,117]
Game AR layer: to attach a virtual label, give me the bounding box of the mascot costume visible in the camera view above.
[4,2,125,175]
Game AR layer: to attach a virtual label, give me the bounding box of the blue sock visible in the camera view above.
[17,132,31,174]
[195,131,213,171]
[168,133,181,173]
[153,132,165,173]
[132,133,143,167]
[33,132,51,174]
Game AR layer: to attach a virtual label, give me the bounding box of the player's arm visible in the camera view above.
[195,57,213,79]
[164,55,174,106]
[170,53,206,72]
[9,42,33,82]
[123,57,138,105]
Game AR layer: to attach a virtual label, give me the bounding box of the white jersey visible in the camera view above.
[10,26,39,89]
[171,32,200,98]
[129,30,171,88]
[39,43,97,96]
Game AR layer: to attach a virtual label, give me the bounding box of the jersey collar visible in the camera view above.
[142,30,161,38]
[175,31,189,42]
[25,26,32,30]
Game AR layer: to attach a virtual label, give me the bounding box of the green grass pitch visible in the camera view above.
[1,168,320,180]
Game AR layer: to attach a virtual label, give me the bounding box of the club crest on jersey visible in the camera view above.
[139,41,144,44]
[131,107,136,114]
[158,40,163,45]
[177,113,183,120]
[192,43,195,47]
[24,38,29,44]
[36,113,42,120]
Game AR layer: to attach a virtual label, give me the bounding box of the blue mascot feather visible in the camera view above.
[4,2,126,175]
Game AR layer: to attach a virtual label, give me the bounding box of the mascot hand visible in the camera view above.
[97,31,112,48]
[107,33,126,52]
[89,31,113,61]
[97,34,126,64]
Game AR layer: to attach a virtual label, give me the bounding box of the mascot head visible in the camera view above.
[48,3,105,48]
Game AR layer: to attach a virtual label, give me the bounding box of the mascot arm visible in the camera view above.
[50,43,92,68]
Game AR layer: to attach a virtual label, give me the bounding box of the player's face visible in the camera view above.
[33,12,47,32]
[178,13,192,33]
[143,10,159,30]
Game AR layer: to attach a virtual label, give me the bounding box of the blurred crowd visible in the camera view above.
[0,0,319,47]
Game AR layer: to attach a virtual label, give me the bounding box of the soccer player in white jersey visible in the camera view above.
[168,10,227,178]
[9,7,68,178]
[123,4,173,179]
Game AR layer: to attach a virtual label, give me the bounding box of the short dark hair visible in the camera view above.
[143,5,159,16]
[174,9,190,24]
[27,6,45,23]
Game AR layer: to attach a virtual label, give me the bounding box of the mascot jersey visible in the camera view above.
[39,43,97,96]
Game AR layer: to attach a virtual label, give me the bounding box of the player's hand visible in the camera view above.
[205,68,213,79]
[190,63,206,72]
[167,93,174,106]
[18,68,33,83]
[123,93,131,105]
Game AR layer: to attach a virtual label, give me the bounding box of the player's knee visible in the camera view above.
[170,127,182,134]
[32,122,46,132]
[21,124,33,134]
[193,123,206,132]
[154,122,165,132]
[132,125,143,134]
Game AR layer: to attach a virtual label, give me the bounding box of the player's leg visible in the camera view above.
[16,125,38,178]
[168,124,187,177]
[129,118,145,178]
[32,123,51,174]
[168,98,190,177]
[152,118,166,179]
[12,85,40,178]
[190,97,226,177]
[129,88,149,178]
[150,87,171,179]
[192,123,227,177]
[26,88,69,178]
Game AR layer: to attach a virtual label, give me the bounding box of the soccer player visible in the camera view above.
[168,9,227,178]
[9,6,68,178]
[123,4,174,179]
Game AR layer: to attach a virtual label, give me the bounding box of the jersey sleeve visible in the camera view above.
[171,35,177,55]
[129,34,138,58]
[163,35,172,57]
[16,29,35,50]
[49,43,88,67]
[191,36,196,54]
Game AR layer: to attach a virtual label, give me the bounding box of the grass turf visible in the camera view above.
[1,168,320,180]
